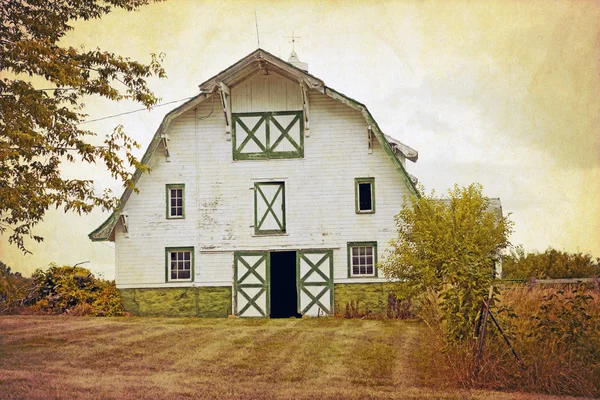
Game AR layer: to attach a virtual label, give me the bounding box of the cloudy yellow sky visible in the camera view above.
[2,0,599,278]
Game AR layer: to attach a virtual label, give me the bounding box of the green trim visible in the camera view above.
[347,241,378,278]
[254,182,286,235]
[233,251,270,317]
[165,247,194,283]
[165,184,185,219]
[296,250,334,314]
[354,177,375,214]
[232,111,304,160]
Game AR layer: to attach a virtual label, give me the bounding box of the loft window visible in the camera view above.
[166,184,184,219]
[347,242,377,277]
[166,247,193,282]
[233,111,304,160]
[254,181,286,234]
[355,178,375,213]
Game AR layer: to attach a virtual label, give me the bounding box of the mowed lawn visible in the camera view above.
[0,317,584,400]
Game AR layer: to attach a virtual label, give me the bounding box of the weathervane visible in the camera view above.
[288,31,300,51]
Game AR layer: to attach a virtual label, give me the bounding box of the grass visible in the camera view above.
[0,316,589,400]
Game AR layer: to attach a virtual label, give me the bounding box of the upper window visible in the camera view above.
[254,181,286,235]
[355,177,375,213]
[347,242,377,277]
[166,184,184,219]
[233,111,304,160]
[166,247,193,282]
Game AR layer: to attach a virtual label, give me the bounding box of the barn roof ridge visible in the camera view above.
[89,48,420,242]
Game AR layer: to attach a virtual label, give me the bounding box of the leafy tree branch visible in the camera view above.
[0,0,165,253]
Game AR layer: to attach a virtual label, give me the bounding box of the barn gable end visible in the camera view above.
[89,48,421,317]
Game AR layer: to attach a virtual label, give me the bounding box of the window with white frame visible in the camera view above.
[166,184,184,219]
[347,242,377,277]
[166,247,193,282]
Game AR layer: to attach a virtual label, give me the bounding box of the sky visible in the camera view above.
[1,0,599,279]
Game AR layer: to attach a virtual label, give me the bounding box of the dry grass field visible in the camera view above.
[0,316,589,400]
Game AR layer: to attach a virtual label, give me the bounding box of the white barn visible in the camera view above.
[89,49,421,317]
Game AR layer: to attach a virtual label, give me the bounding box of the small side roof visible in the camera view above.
[439,197,503,220]
[89,48,419,241]
[385,134,418,162]
[488,198,503,220]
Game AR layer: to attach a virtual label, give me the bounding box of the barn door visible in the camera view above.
[297,250,333,316]
[234,252,269,317]
[254,182,285,234]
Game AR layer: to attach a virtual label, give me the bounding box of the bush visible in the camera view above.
[0,261,33,313]
[420,284,600,397]
[382,183,512,343]
[510,286,600,396]
[28,264,123,316]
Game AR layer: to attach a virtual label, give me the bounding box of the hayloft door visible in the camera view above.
[234,252,269,317]
[254,182,285,234]
[297,250,334,316]
[233,111,304,160]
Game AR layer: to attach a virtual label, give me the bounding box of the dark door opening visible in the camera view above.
[270,251,301,318]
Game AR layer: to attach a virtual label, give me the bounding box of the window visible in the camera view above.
[355,178,375,213]
[233,111,304,160]
[347,242,377,277]
[254,181,286,234]
[165,247,193,282]
[166,184,184,219]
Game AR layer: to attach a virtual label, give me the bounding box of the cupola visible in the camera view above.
[288,50,308,72]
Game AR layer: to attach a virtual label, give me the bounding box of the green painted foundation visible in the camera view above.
[334,282,402,317]
[119,287,232,317]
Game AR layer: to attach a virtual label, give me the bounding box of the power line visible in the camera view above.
[78,96,195,126]
[98,241,115,250]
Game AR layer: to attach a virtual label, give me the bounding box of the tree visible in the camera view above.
[0,1,166,252]
[502,246,600,279]
[381,183,513,342]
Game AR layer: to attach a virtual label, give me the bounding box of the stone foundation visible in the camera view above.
[120,283,401,317]
[119,287,232,317]
[333,282,402,317]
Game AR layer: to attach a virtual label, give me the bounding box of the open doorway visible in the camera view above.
[270,251,301,318]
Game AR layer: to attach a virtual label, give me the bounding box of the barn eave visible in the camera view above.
[198,48,325,93]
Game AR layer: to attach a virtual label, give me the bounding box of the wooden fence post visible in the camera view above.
[475,286,494,380]
[593,275,599,295]
[528,277,536,291]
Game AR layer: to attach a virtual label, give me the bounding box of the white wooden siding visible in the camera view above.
[115,89,412,288]
[231,72,302,112]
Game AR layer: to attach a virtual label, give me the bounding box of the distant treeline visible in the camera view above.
[502,247,600,280]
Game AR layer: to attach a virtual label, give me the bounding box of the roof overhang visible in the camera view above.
[198,49,324,93]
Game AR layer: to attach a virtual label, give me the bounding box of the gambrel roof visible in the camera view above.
[89,48,419,241]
